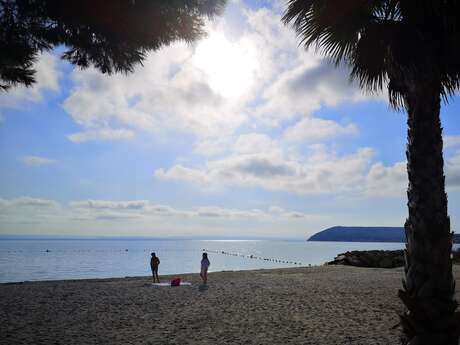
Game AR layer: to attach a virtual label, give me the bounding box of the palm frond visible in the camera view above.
[283,0,460,109]
[283,1,382,64]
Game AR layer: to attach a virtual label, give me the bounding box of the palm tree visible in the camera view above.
[283,1,460,344]
[0,0,226,90]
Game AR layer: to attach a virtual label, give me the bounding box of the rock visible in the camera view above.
[327,250,405,268]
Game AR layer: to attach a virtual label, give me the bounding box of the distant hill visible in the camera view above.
[308,226,405,243]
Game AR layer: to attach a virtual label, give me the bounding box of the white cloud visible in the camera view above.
[20,155,56,167]
[67,198,315,221]
[233,133,279,154]
[445,135,460,149]
[60,5,379,150]
[70,200,148,210]
[93,212,144,221]
[361,150,460,197]
[155,134,460,198]
[269,206,284,214]
[364,162,407,197]
[146,204,194,218]
[156,146,375,195]
[62,41,246,142]
[195,206,264,218]
[155,165,211,186]
[283,117,358,143]
[253,62,371,127]
[193,132,281,157]
[446,151,460,188]
[193,136,234,156]
[0,52,60,108]
[0,197,58,208]
[0,197,317,230]
[67,128,135,143]
[268,206,310,219]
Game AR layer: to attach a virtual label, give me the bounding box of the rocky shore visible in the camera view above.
[327,250,405,268]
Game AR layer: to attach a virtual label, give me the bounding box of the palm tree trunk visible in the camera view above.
[399,77,459,345]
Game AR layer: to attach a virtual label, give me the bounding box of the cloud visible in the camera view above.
[0,197,58,208]
[146,204,194,217]
[59,5,379,150]
[62,42,245,142]
[20,156,56,167]
[364,162,407,197]
[0,52,60,108]
[155,134,460,198]
[268,206,310,219]
[193,136,234,156]
[156,146,375,195]
[70,200,148,210]
[446,151,460,188]
[233,133,279,154]
[283,117,358,143]
[361,150,460,197]
[0,197,316,228]
[225,156,296,178]
[67,128,135,143]
[268,206,284,213]
[195,206,263,218]
[445,135,460,149]
[253,62,370,126]
[193,132,280,157]
[93,212,143,221]
[155,165,210,186]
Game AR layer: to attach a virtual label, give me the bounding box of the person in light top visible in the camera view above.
[200,252,210,285]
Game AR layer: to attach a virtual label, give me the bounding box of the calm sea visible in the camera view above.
[0,238,411,283]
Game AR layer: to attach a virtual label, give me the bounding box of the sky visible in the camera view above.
[1,0,460,239]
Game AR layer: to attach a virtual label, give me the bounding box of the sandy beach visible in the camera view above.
[1,265,460,345]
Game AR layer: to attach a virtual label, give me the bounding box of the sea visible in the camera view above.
[0,238,414,283]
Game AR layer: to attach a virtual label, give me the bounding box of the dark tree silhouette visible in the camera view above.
[283,1,460,344]
[0,0,226,90]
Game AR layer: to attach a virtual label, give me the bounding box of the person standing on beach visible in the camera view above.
[150,252,160,283]
[200,252,210,285]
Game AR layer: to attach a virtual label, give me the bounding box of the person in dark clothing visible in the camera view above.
[150,252,160,283]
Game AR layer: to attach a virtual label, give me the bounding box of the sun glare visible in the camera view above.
[193,32,258,98]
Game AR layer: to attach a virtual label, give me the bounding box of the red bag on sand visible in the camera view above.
[171,278,181,286]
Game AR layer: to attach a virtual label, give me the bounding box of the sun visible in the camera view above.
[193,32,258,98]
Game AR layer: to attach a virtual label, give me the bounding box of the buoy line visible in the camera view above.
[201,248,302,265]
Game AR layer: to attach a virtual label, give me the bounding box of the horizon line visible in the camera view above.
[0,234,307,241]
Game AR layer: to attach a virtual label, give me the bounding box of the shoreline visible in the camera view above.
[0,265,317,286]
[2,261,459,285]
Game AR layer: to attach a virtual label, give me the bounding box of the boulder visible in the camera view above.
[329,248,460,268]
[327,250,405,268]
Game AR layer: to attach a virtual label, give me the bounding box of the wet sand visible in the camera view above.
[1,265,459,345]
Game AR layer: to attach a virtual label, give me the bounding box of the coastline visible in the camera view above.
[0,266,309,286]
[0,239,408,284]
[3,265,459,344]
